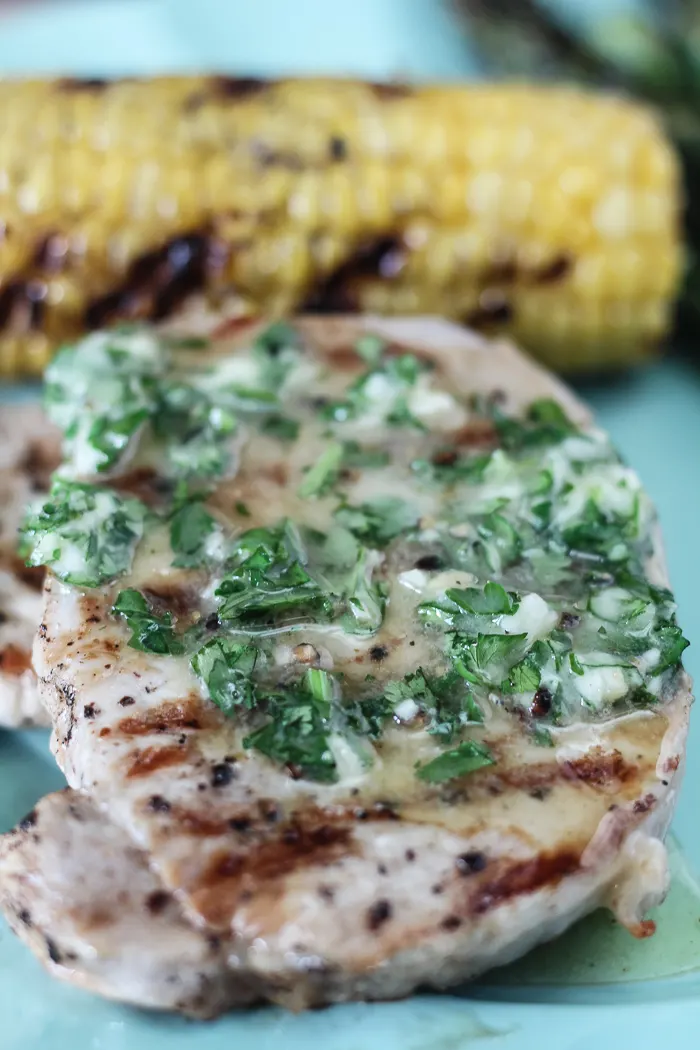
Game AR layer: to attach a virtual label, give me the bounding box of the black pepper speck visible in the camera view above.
[456,851,487,875]
[367,899,392,931]
[148,795,171,813]
[211,762,235,787]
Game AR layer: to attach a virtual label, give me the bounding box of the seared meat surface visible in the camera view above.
[0,317,691,1014]
[0,403,58,727]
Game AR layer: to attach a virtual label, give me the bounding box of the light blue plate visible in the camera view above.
[0,2,699,1048]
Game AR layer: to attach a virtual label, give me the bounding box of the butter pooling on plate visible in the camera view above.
[1,317,692,1016]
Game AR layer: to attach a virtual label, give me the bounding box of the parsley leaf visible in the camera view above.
[323,353,428,425]
[242,668,338,782]
[44,327,164,476]
[384,668,483,740]
[169,490,217,568]
[335,496,419,547]
[154,381,237,478]
[23,481,146,587]
[501,655,541,694]
[261,415,300,441]
[416,740,494,783]
[341,441,390,469]
[411,451,492,486]
[215,520,333,628]
[340,548,387,635]
[452,632,528,687]
[494,398,577,451]
[447,581,518,616]
[298,442,344,498]
[355,333,386,365]
[650,625,690,677]
[191,638,258,712]
[113,588,184,655]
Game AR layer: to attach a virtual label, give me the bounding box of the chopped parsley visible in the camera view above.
[215,520,333,628]
[44,327,165,477]
[341,548,387,635]
[169,489,218,568]
[298,442,344,498]
[191,638,259,711]
[323,352,428,428]
[261,415,300,441]
[335,496,419,547]
[38,324,690,787]
[112,589,185,655]
[493,397,577,451]
[154,381,237,478]
[385,668,483,740]
[416,740,495,784]
[242,669,339,783]
[22,480,146,587]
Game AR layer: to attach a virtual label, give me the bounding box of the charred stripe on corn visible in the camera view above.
[0,77,683,375]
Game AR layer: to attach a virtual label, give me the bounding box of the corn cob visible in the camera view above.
[0,77,683,376]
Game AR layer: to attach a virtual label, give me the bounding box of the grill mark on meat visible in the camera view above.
[112,468,173,506]
[168,806,251,838]
[261,462,288,486]
[119,699,206,736]
[489,749,639,796]
[20,440,61,490]
[470,848,581,915]
[9,557,45,592]
[565,748,634,787]
[0,644,31,675]
[453,420,499,448]
[126,744,188,778]
[190,822,354,927]
[632,792,656,814]
[142,581,201,621]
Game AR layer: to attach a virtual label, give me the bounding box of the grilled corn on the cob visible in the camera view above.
[0,77,683,376]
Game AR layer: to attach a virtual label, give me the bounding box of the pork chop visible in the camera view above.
[6,317,692,1012]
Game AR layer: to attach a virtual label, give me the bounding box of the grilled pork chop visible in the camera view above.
[3,317,691,1013]
[0,403,57,728]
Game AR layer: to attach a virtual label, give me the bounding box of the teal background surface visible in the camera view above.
[0,2,699,1048]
